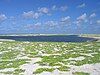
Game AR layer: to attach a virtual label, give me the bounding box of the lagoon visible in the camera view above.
[0,35,97,42]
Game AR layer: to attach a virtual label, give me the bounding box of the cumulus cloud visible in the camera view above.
[77,3,86,8]
[22,7,50,20]
[33,12,41,19]
[25,22,42,29]
[22,11,33,18]
[45,21,58,27]
[52,5,68,11]
[60,16,71,25]
[60,6,68,11]
[0,14,7,22]
[38,7,49,14]
[89,13,96,24]
[77,13,87,21]
[22,7,50,19]
[89,13,96,18]
[75,13,87,25]
[33,22,42,28]
[22,11,40,19]
[61,16,70,22]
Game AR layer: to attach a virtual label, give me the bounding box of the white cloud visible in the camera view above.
[60,6,68,11]
[90,13,96,18]
[22,11,33,19]
[60,16,71,25]
[33,12,40,19]
[77,13,87,22]
[45,21,58,27]
[33,22,42,28]
[77,3,86,8]
[22,11,40,19]
[52,5,68,12]
[75,13,87,25]
[97,20,100,25]
[0,14,7,22]
[38,7,49,14]
[22,7,49,20]
[61,16,70,22]
[88,13,96,24]
[25,22,42,29]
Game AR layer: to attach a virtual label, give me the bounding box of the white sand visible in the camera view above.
[0,68,15,75]
[67,56,85,61]
[0,39,15,41]
[38,63,100,75]
[20,58,41,75]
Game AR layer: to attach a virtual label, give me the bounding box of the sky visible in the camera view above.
[0,0,100,34]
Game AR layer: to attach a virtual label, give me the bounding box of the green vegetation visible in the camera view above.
[34,68,54,74]
[73,72,90,75]
[0,36,100,75]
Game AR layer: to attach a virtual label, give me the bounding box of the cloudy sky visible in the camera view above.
[0,0,100,34]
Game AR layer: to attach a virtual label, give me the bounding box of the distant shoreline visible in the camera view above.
[0,34,100,36]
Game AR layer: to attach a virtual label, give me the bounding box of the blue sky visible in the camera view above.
[0,0,100,34]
